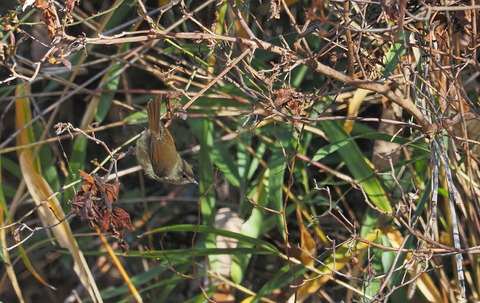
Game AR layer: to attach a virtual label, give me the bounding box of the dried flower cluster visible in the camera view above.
[69,170,132,252]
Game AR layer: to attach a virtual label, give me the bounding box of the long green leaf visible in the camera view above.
[319,120,393,214]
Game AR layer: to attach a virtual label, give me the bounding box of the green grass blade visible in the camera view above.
[319,120,393,214]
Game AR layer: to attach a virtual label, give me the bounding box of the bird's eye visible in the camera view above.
[182,172,188,180]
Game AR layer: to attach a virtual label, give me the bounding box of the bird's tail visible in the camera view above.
[147,96,162,134]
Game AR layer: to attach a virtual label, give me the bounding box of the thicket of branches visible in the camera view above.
[1,0,480,302]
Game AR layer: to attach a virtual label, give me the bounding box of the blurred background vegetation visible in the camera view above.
[1,0,480,302]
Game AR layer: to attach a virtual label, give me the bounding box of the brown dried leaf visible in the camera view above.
[35,0,58,38]
[112,207,133,231]
[273,88,292,108]
[64,0,79,23]
[79,169,94,184]
[101,207,133,252]
[273,88,306,116]
[100,210,111,232]
[104,182,120,204]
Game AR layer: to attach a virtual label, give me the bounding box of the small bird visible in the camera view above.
[136,97,197,185]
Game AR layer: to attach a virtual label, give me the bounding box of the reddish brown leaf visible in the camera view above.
[104,182,120,204]
[112,207,133,231]
[100,210,111,233]
[35,0,59,38]
[79,170,94,184]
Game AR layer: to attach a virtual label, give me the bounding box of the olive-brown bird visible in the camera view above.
[136,98,197,185]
